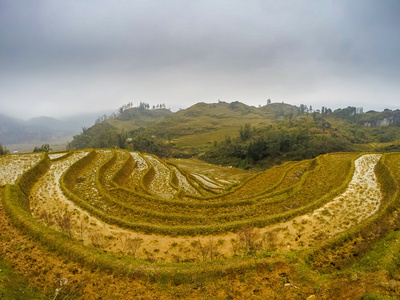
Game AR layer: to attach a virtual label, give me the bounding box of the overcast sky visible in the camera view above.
[1,0,400,119]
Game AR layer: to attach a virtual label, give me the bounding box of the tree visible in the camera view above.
[321,121,331,132]
[33,144,52,153]
[121,235,143,257]
[247,137,268,162]
[138,102,151,110]
[299,104,307,115]
[0,143,9,155]
[237,227,264,255]
[239,123,252,141]
[54,211,73,238]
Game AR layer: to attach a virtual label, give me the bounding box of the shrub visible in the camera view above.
[237,227,264,255]
[54,211,73,238]
[89,231,111,249]
[122,235,143,257]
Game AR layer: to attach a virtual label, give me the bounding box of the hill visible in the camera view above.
[67,101,400,168]
[67,104,172,154]
[0,114,26,144]
[144,101,296,150]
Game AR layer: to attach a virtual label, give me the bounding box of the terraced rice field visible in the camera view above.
[1,149,400,299]
[29,152,89,213]
[0,153,42,185]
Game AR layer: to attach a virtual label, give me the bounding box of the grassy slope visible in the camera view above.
[106,108,172,132]
[148,102,293,148]
[0,187,48,299]
[0,257,48,300]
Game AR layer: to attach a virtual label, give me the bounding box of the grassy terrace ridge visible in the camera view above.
[111,158,316,214]
[124,151,154,195]
[55,149,358,235]
[142,154,181,198]
[99,149,130,190]
[89,150,307,205]
[182,160,314,201]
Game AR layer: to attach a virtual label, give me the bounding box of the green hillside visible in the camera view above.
[67,101,400,169]
[67,103,172,152]
[146,101,295,150]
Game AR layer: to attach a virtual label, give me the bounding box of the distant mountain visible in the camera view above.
[0,114,27,144]
[0,111,113,145]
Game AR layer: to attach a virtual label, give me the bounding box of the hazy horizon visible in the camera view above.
[0,109,116,122]
[1,99,397,122]
[1,1,400,119]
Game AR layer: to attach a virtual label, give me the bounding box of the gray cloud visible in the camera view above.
[1,0,400,119]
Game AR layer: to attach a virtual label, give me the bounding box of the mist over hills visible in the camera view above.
[0,111,113,145]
